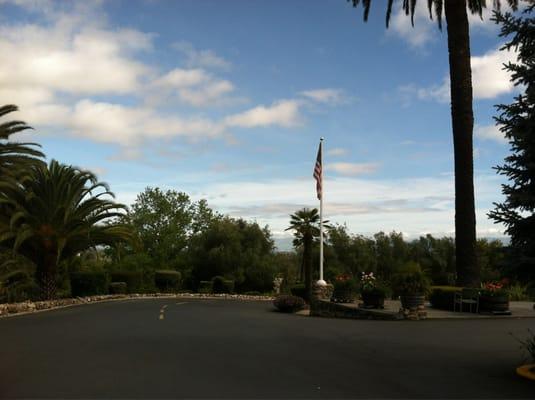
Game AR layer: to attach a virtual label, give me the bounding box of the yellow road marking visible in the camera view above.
[159,314,164,320]
[162,305,168,309]
[175,302,188,306]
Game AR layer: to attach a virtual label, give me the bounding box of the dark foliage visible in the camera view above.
[109,271,143,293]
[489,5,535,283]
[273,295,306,313]
[109,282,127,295]
[154,270,181,292]
[70,271,108,297]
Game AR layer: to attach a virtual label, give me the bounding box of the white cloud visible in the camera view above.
[327,148,348,157]
[389,1,437,49]
[224,100,303,128]
[326,162,379,176]
[0,25,152,96]
[471,47,517,99]
[171,173,505,242]
[172,41,231,70]
[400,46,518,103]
[300,88,347,104]
[153,68,211,88]
[474,124,507,144]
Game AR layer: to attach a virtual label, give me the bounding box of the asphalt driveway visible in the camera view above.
[0,298,533,398]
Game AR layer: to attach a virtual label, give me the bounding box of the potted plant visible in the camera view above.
[360,272,386,309]
[479,281,509,312]
[331,274,357,303]
[392,262,430,309]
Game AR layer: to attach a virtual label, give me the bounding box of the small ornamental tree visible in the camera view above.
[489,5,535,282]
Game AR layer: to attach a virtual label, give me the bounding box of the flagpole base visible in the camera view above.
[316,279,327,286]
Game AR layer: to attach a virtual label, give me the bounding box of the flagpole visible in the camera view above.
[318,137,326,286]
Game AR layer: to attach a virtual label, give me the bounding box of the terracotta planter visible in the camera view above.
[400,294,425,309]
[479,294,509,312]
[361,291,385,308]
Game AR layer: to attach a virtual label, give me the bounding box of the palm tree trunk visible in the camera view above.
[37,253,57,300]
[445,0,479,287]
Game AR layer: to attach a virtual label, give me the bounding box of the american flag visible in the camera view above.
[313,142,322,200]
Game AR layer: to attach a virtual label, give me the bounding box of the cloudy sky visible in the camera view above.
[0,0,520,249]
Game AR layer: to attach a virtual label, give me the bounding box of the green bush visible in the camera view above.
[243,291,262,296]
[273,295,305,313]
[154,270,181,292]
[109,271,143,293]
[507,283,530,301]
[70,271,108,297]
[198,280,212,293]
[109,282,127,294]
[290,283,306,299]
[212,276,234,294]
[391,262,431,295]
[429,286,463,310]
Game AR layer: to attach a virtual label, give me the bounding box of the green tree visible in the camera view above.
[0,160,133,299]
[125,187,218,272]
[286,208,322,301]
[189,217,275,291]
[489,5,535,282]
[0,104,44,182]
[349,0,519,287]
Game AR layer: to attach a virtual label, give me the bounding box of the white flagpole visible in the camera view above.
[318,137,326,286]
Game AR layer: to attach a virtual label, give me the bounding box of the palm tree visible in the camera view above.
[0,160,134,299]
[0,104,44,182]
[349,0,519,287]
[286,208,322,301]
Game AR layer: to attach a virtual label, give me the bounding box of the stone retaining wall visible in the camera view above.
[310,299,403,320]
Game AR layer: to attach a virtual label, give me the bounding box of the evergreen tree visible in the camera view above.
[489,5,535,282]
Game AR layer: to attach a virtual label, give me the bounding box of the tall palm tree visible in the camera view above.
[286,208,322,301]
[0,160,133,299]
[0,104,44,182]
[349,0,519,287]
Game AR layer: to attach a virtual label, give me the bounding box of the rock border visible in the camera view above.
[0,293,275,318]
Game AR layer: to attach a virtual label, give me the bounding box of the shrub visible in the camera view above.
[154,270,181,292]
[332,274,357,302]
[243,291,262,296]
[198,280,212,293]
[70,271,108,297]
[391,262,430,295]
[273,295,305,313]
[109,282,127,294]
[109,271,143,293]
[290,283,306,299]
[429,286,463,310]
[212,276,234,294]
[506,283,529,301]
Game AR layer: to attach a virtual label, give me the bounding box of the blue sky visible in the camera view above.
[0,0,521,248]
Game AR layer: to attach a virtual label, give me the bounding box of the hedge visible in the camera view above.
[212,276,234,294]
[109,282,127,294]
[70,271,108,297]
[155,270,181,292]
[429,286,463,310]
[109,271,143,293]
[198,281,212,293]
[290,283,306,299]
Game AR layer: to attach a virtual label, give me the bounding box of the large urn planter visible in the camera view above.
[361,291,385,309]
[400,294,425,309]
[479,295,509,312]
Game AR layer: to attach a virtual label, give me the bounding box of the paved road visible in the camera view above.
[0,299,533,398]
